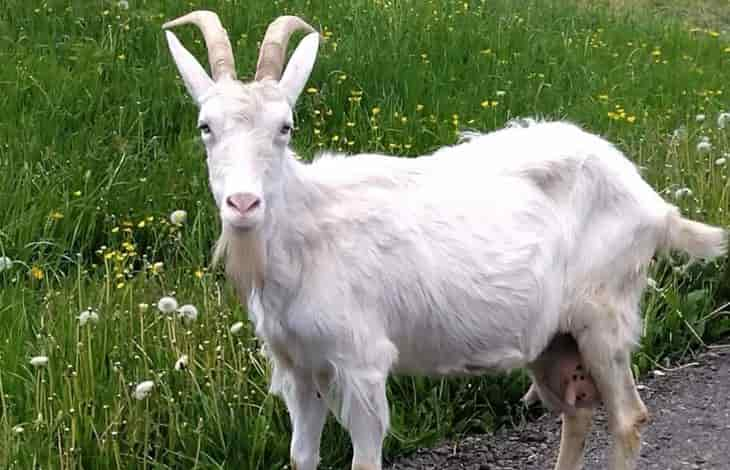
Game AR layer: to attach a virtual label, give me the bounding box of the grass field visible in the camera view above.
[0,0,729,468]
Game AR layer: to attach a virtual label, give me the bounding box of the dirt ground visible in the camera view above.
[387,345,730,469]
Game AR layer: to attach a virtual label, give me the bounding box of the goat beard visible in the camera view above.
[213,225,266,305]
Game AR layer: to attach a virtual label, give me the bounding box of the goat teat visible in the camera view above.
[524,333,601,415]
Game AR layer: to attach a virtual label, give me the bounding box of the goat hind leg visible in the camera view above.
[574,315,649,470]
[554,407,594,470]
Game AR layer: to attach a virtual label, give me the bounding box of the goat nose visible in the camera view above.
[226,193,261,215]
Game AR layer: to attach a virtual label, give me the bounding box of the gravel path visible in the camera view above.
[388,346,730,470]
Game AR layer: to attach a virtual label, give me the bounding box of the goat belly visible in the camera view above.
[367,180,566,377]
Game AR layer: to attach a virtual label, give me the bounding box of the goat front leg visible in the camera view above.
[282,370,329,470]
[338,374,389,470]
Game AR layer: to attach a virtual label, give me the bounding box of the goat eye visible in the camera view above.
[198,123,211,135]
[280,124,292,135]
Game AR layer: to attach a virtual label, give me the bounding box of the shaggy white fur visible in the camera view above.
[163,12,727,470]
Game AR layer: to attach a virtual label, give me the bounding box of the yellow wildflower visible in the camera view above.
[31,266,44,280]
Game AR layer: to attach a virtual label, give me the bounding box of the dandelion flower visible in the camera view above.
[77,309,100,326]
[674,187,693,199]
[157,296,178,314]
[30,266,44,280]
[696,139,712,154]
[151,261,164,274]
[132,380,154,400]
[169,210,187,226]
[695,114,706,123]
[174,355,189,371]
[715,157,727,166]
[671,127,687,143]
[0,256,13,272]
[717,112,730,129]
[177,304,198,324]
[30,356,49,368]
[230,322,245,335]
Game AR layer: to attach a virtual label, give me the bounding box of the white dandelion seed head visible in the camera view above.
[157,296,178,314]
[695,113,706,123]
[117,0,129,10]
[717,112,730,129]
[138,303,149,313]
[230,321,245,335]
[77,311,90,326]
[670,127,687,145]
[696,140,712,154]
[716,157,727,166]
[177,304,198,324]
[132,380,154,400]
[174,355,189,371]
[77,309,99,326]
[30,356,49,368]
[674,187,693,199]
[0,256,13,272]
[169,210,188,226]
[12,425,24,434]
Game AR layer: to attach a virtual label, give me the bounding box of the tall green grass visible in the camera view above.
[0,0,728,468]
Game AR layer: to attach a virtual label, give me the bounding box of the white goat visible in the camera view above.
[162,11,727,470]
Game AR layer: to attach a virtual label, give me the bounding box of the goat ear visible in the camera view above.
[164,31,214,105]
[279,32,320,107]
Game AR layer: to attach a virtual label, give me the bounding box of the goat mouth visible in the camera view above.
[226,221,258,233]
[222,215,260,233]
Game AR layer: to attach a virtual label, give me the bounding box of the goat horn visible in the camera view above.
[255,16,316,81]
[163,10,236,81]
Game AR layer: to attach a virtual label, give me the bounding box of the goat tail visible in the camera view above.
[664,207,727,259]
